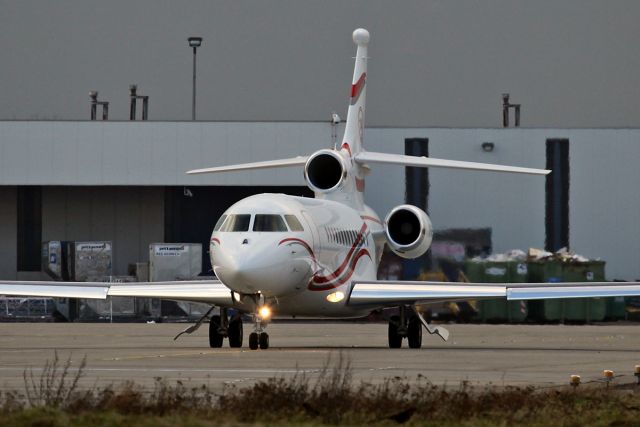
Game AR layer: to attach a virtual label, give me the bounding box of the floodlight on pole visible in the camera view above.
[188,37,203,120]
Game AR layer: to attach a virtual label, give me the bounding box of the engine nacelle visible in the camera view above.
[304,149,348,194]
[384,205,433,259]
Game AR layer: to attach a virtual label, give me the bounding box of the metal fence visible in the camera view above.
[0,297,55,320]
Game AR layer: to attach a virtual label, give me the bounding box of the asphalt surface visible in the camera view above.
[1,322,639,392]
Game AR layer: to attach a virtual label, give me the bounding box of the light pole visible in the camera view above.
[188,36,203,120]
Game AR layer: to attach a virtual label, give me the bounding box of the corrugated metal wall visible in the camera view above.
[1,122,640,280]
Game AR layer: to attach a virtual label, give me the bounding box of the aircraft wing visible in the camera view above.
[347,281,640,306]
[0,280,235,307]
[187,156,309,175]
[354,151,550,175]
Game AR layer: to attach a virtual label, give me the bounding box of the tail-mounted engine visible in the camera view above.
[384,205,433,259]
[304,149,349,194]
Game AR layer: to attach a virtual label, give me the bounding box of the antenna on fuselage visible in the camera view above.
[331,112,341,149]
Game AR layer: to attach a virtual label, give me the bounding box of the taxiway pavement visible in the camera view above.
[1,322,638,391]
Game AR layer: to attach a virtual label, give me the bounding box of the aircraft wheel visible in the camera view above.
[249,332,259,350]
[209,315,224,348]
[388,315,402,348]
[228,317,243,348]
[407,316,422,349]
[259,332,269,350]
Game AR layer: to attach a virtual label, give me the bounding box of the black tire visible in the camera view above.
[407,316,422,349]
[209,315,224,348]
[249,332,259,350]
[259,332,269,350]
[388,315,402,348]
[228,318,243,348]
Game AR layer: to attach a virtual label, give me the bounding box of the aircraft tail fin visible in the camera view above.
[341,28,369,157]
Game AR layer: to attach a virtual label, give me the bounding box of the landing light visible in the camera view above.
[259,306,272,319]
[326,291,345,303]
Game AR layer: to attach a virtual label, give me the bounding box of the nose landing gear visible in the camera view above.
[248,309,270,350]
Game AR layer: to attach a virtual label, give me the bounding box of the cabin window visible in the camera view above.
[284,215,304,231]
[253,214,287,232]
[219,214,251,232]
[213,215,227,231]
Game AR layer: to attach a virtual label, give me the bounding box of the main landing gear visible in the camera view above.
[209,308,243,348]
[388,306,449,348]
[173,306,243,348]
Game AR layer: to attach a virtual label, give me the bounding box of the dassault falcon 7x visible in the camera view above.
[2,29,640,350]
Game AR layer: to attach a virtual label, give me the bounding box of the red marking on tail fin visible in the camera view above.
[350,73,366,104]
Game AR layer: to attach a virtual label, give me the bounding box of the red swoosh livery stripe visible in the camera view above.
[278,226,373,292]
[312,223,367,284]
[308,223,372,291]
[350,73,366,103]
[360,215,383,225]
[278,238,317,269]
[309,248,371,291]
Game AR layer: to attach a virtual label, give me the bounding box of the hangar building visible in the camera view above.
[1,121,639,281]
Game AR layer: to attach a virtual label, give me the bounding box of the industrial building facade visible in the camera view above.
[1,120,639,281]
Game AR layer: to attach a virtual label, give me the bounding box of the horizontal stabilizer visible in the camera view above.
[348,281,640,306]
[187,156,308,175]
[354,152,550,175]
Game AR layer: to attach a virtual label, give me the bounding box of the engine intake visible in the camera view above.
[385,205,433,259]
[304,150,348,193]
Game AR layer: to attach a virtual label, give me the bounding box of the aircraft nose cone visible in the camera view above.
[215,252,274,294]
[213,244,311,297]
[214,256,250,290]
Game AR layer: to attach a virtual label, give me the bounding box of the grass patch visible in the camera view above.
[1,352,639,426]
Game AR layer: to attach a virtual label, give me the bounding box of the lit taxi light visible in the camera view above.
[259,306,272,319]
[326,291,345,303]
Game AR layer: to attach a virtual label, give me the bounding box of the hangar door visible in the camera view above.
[164,186,313,275]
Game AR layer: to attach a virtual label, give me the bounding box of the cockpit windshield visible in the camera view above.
[219,214,251,232]
[215,213,305,232]
[213,215,227,231]
[284,215,304,231]
[253,214,287,232]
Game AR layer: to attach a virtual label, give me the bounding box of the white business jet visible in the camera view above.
[2,29,640,350]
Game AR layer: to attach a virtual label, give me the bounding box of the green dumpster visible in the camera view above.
[479,261,510,322]
[606,296,627,320]
[506,261,529,322]
[527,260,564,322]
[464,260,485,283]
[562,261,606,322]
[468,260,528,323]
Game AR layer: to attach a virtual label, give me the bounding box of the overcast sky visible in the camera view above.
[1,0,639,127]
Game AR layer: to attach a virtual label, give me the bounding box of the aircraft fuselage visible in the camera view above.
[210,193,383,317]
